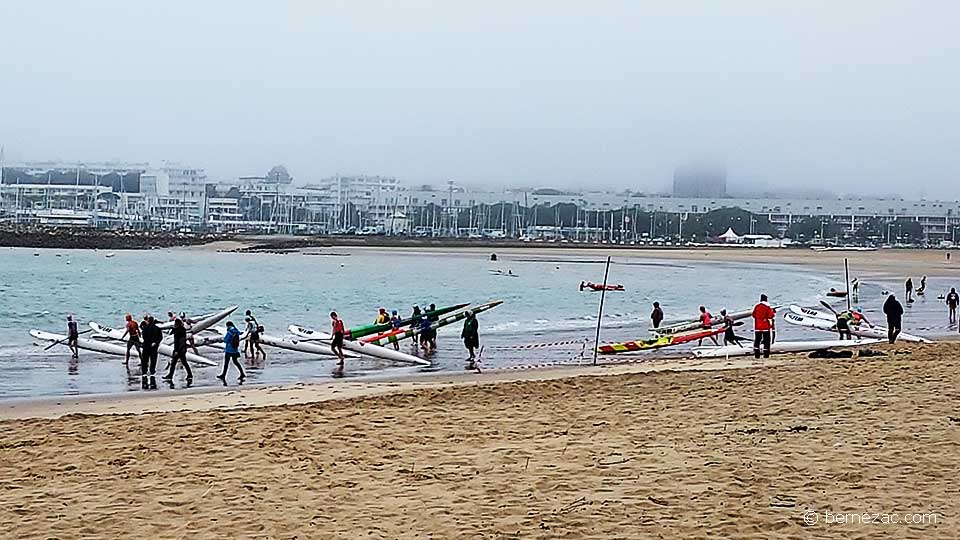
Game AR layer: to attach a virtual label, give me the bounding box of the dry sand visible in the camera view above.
[2,343,959,539]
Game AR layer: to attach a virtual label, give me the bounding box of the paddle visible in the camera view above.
[819,300,840,319]
[44,328,92,350]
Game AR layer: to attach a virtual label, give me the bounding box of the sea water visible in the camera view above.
[0,246,953,399]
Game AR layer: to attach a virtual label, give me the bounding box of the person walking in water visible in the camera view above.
[905,277,914,302]
[218,321,246,381]
[752,294,776,359]
[389,310,402,351]
[947,287,959,324]
[243,310,259,358]
[163,318,193,382]
[120,313,141,364]
[697,306,719,345]
[461,311,479,361]
[651,302,664,329]
[140,316,162,376]
[883,294,904,344]
[330,312,346,367]
[66,315,79,359]
[851,278,860,300]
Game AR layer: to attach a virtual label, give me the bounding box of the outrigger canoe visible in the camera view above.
[358,300,504,346]
[287,326,430,366]
[652,307,771,336]
[31,329,217,367]
[345,303,469,340]
[783,310,930,343]
[87,322,218,367]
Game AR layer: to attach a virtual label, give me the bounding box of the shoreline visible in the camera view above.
[0,353,777,420]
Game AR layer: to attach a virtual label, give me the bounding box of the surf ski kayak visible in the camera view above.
[202,327,360,358]
[345,303,469,340]
[788,305,837,322]
[358,300,504,346]
[692,338,883,358]
[598,326,727,354]
[581,282,624,292]
[88,322,217,367]
[782,312,931,343]
[287,325,429,366]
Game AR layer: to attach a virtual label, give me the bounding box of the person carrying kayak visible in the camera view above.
[163,318,193,382]
[375,308,390,325]
[218,321,246,381]
[835,310,854,340]
[419,316,436,352]
[410,305,422,344]
[697,306,719,346]
[389,310,402,351]
[650,302,663,329]
[883,294,904,343]
[721,309,741,346]
[120,313,141,364]
[752,294,776,359]
[947,287,959,323]
[461,311,479,361]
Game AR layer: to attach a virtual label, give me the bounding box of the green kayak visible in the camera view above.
[346,302,469,340]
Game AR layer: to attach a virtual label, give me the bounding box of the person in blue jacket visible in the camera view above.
[218,321,246,381]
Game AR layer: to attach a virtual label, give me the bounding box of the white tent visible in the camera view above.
[718,227,741,243]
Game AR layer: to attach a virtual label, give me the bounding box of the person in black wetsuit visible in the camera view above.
[883,294,904,344]
[163,318,193,381]
[650,302,663,329]
[140,316,162,376]
[461,311,479,360]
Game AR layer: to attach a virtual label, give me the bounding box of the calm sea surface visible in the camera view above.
[0,246,953,399]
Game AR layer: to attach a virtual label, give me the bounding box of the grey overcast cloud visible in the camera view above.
[1,1,957,196]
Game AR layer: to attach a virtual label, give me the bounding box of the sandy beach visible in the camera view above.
[2,342,958,539]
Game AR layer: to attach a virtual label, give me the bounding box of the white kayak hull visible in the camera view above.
[783,311,930,343]
[204,327,360,359]
[287,325,429,366]
[88,322,217,367]
[692,338,883,358]
[788,305,837,322]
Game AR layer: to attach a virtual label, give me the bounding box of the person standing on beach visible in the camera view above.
[905,277,914,302]
[461,311,479,360]
[651,302,663,329]
[751,295,776,359]
[947,288,959,323]
[140,316,162,376]
[330,312,346,367]
[883,294,904,343]
[120,313,141,364]
[218,321,246,381]
[66,315,79,359]
[163,318,193,382]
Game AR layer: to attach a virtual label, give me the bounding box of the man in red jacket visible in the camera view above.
[752,294,776,359]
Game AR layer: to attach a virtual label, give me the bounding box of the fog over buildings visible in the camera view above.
[1,2,959,197]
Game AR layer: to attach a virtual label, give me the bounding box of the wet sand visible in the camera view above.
[2,342,958,538]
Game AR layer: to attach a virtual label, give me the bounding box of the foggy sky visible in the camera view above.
[1,1,958,197]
